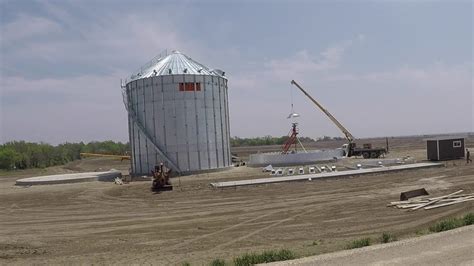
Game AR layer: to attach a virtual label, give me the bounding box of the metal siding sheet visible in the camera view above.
[208,151,217,168]
[141,79,150,172]
[207,79,217,169]
[144,79,153,99]
[222,89,229,165]
[140,131,150,174]
[195,75,204,83]
[132,124,139,173]
[181,94,192,169]
[133,81,144,174]
[212,77,220,168]
[214,81,223,167]
[189,151,199,170]
[187,99,198,148]
[193,78,202,170]
[224,85,231,166]
[152,77,165,148]
[146,79,158,173]
[178,151,188,171]
[129,82,137,174]
[219,77,228,167]
[200,150,209,169]
[164,85,176,153]
[136,83,144,105]
[144,96,154,134]
[126,83,135,173]
[203,76,212,168]
[174,74,184,83]
[175,101,186,146]
[197,101,208,169]
[163,75,173,84]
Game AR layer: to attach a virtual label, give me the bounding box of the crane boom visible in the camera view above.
[290,80,355,143]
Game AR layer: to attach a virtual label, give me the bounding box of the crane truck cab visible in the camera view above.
[342,144,349,157]
[341,142,358,157]
[342,142,385,158]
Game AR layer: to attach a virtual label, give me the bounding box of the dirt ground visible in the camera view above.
[0,136,473,265]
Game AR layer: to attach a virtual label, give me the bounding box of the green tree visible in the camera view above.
[0,140,129,170]
[0,148,21,169]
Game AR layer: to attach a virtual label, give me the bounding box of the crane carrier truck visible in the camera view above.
[291,80,388,159]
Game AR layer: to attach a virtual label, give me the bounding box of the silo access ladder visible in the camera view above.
[121,88,181,174]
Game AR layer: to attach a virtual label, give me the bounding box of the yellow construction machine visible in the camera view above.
[151,163,173,191]
[80,153,131,161]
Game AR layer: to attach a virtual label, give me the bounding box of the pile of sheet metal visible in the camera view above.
[388,190,474,211]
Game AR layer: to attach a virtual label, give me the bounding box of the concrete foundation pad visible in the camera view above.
[15,170,122,186]
[248,149,345,167]
[211,162,443,188]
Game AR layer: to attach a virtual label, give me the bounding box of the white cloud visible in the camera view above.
[325,62,472,93]
[0,6,213,144]
[262,35,364,81]
[1,14,62,44]
[1,9,194,75]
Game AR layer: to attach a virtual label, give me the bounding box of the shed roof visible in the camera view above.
[425,136,466,141]
[127,50,225,82]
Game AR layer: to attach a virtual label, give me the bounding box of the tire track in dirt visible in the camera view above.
[170,210,281,249]
[212,208,314,250]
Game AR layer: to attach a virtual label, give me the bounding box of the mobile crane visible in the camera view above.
[290,80,387,159]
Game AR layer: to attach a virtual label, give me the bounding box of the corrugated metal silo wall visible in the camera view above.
[126,74,231,175]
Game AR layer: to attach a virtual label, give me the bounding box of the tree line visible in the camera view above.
[230,136,317,147]
[0,136,344,170]
[229,135,346,147]
[0,141,130,170]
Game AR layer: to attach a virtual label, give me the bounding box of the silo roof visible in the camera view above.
[127,50,226,82]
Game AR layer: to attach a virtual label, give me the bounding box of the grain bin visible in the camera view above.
[122,50,231,175]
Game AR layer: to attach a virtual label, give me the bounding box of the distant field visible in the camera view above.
[232,134,474,160]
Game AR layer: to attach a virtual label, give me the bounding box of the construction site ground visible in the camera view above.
[0,136,473,265]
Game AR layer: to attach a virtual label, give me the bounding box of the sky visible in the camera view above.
[0,0,473,144]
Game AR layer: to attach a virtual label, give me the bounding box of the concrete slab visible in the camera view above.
[210,162,443,188]
[15,170,122,186]
[248,149,344,167]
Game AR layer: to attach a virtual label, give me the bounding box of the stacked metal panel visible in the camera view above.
[124,51,231,175]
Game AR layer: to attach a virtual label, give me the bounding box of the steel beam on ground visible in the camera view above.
[210,162,443,188]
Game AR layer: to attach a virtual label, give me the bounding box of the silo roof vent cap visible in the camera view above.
[212,69,225,76]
